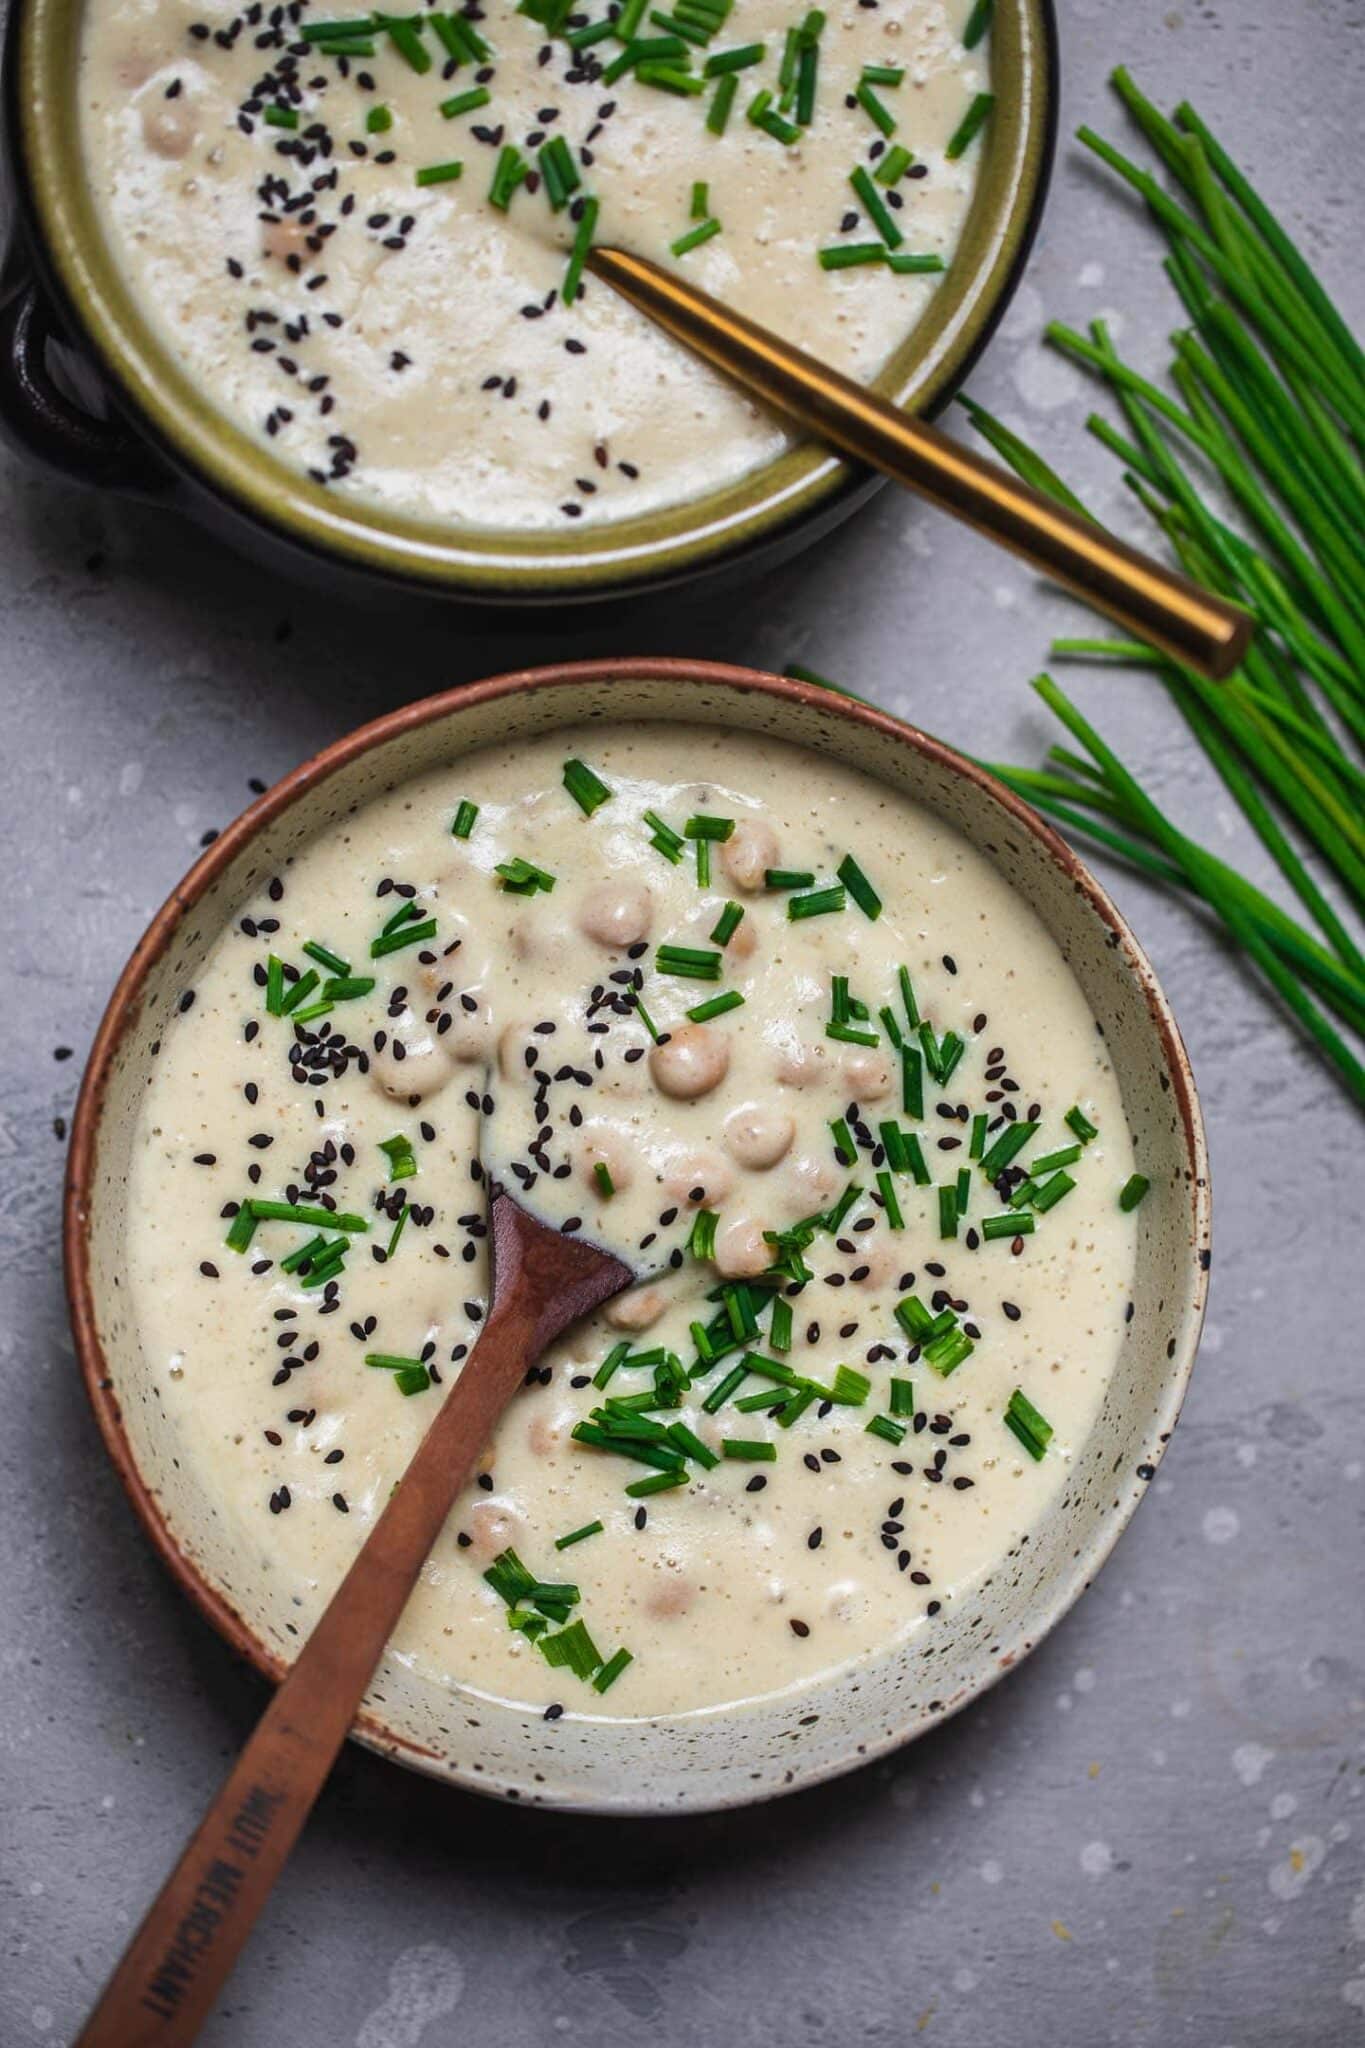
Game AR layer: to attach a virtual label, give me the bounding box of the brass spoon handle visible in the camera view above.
[588,246,1252,683]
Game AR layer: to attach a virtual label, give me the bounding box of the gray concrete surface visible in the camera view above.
[4,3,1364,2042]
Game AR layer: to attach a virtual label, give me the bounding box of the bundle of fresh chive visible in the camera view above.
[955,68,1365,1109]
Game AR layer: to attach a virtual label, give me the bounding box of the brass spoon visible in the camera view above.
[587,246,1252,684]
[74,1190,631,2048]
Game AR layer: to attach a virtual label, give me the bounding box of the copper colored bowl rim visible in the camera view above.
[64,659,1209,1799]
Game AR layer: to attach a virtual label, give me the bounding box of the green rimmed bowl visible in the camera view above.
[1,0,1056,601]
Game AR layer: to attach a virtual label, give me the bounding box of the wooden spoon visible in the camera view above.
[74,1187,632,2048]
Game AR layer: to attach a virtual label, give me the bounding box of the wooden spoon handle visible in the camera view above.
[74,1283,539,2048]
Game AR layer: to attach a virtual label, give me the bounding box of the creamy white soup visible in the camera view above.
[127,721,1141,1718]
[79,0,993,526]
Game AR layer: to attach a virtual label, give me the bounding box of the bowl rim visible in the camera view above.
[65,658,1209,1809]
[13,0,1057,598]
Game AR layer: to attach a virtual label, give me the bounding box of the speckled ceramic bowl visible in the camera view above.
[65,660,1209,1811]
[2,0,1055,601]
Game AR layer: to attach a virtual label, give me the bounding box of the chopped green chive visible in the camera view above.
[1119,1173,1151,1211]
[822,1181,862,1234]
[431,10,490,60]
[900,1045,924,1118]
[365,1353,431,1396]
[946,90,995,159]
[264,104,299,130]
[962,0,993,46]
[489,144,529,210]
[919,1022,965,1087]
[1030,1143,1082,1175]
[279,1232,326,1275]
[277,968,320,1015]
[592,1340,632,1391]
[894,1294,938,1342]
[384,17,431,70]
[860,62,903,85]
[1004,1387,1052,1460]
[688,1208,719,1260]
[414,159,463,187]
[836,852,882,919]
[924,1328,974,1377]
[567,15,616,46]
[632,996,662,1043]
[370,917,437,958]
[686,989,745,1023]
[265,954,287,1016]
[555,1520,603,1551]
[670,217,722,257]
[747,87,800,143]
[855,81,896,136]
[592,1647,634,1692]
[637,60,707,91]
[665,1421,719,1469]
[956,1166,971,1216]
[539,1619,602,1676]
[874,144,914,186]
[769,1297,793,1353]
[562,757,613,815]
[902,1132,930,1184]
[379,1132,417,1181]
[385,1203,408,1259]
[865,1414,906,1446]
[1065,1104,1099,1144]
[898,964,920,1027]
[788,885,846,920]
[829,1116,858,1167]
[849,165,902,248]
[643,809,686,863]
[451,799,479,839]
[979,1120,1039,1179]
[625,1469,690,1497]
[721,1438,776,1461]
[817,238,887,267]
[969,1112,988,1161]
[302,939,350,976]
[886,251,947,274]
[982,1212,1034,1241]
[538,134,581,210]
[938,1185,959,1239]
[592,1161,615,1198]
[701,1363,749,1414]
[830,1364,870,1405]
[889,1376,915,1417]
[706,70,739,131]
[495,856,556,894]
[322,974,375,1002]
[230,1199,369,1240]
[562,193,599,305]
[301,15,377,40]
[710,901,744,946]
[765,868,817,890]
[440,86,490,118]
[656,943,721,980]
[1031,1170,1076,1213]
[705,39,763,71]
[876,1170,905,1230]
[877,1121,907,1173]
